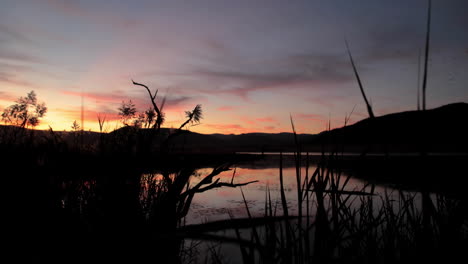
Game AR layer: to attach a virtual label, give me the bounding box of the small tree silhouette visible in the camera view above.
[1,90,47,128]
[143,107,156,128]
[118,100,137,126]
[71,120,81,131]
[180,104,203,129]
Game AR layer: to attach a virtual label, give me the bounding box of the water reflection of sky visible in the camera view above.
[178,161,434,263]
[185,165,381,225]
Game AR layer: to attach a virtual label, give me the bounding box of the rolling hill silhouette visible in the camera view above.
[315,102,468,153]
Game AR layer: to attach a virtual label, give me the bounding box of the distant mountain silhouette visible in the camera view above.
[103,127,316,153]
[147,129,316,153]
[314,102,468,153]
[2,103,466,153]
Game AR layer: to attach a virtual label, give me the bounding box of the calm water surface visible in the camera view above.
[184,155,391,225]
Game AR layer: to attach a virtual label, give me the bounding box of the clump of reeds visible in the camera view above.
[227,149,468,264]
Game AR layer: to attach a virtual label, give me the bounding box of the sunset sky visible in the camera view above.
[1,0,467,134]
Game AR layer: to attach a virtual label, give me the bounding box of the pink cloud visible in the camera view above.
[205,123,243,130]
[61,90,130,103]
[239,116,256,125]
[216,106,235,111]
[204,123,251,134]
[256,117,276,122]
[229,116,280,131]
[54,107,120,122]
[0,91,18,102]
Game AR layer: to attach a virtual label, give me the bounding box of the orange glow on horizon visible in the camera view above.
[33,119,325,134]
[1,96,334,135]
[1,86,330,135]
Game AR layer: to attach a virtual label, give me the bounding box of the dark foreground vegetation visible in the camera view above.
[2,119,468,263]
[1,124,257,263]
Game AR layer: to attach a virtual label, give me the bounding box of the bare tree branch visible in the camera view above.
[193,179,259,194]
[132,80,164,130]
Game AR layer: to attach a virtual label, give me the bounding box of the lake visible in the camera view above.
[181,154,399,224]
[172,153,436,263]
